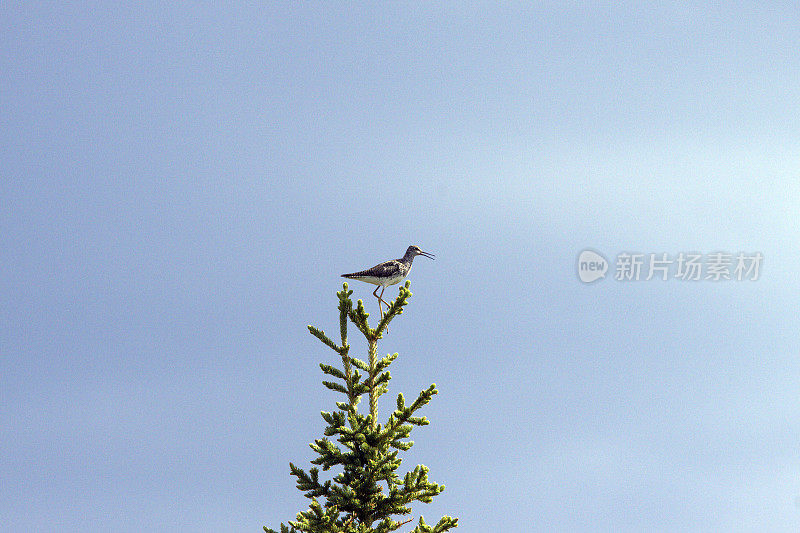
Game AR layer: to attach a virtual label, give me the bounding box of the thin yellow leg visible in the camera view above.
[372,285,389,308]
[379,286,388,308]
[372,285,385,319]
[379,286,388,330]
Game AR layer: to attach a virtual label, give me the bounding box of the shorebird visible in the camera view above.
[342,245,435,318]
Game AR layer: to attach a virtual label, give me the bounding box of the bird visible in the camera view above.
[341,245,435,318]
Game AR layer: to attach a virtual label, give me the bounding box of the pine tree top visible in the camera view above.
[265,282,458,533]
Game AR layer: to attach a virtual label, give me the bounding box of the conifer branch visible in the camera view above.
[322,380,349,394]
[338,284,352,348]
[375,353,399,373]
[349,357,370,372]
[408,514,459,533]
[368,337,379,428]
[319,363,346,380]
[265,282,457,533]
[348,299,373,338]
[337,284,356,408]
[375,282,412,336]
[308,325,341,353]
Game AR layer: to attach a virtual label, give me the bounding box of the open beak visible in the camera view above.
[419,250,435,260]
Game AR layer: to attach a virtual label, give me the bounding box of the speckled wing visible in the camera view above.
[342,260,402,280]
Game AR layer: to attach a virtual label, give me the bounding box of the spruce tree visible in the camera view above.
[264,281,458,533]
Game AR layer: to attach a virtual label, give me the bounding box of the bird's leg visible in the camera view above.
[372,285,386,319]
[378,286,389,309]
[372,285,391,309]
[378,286,391,331]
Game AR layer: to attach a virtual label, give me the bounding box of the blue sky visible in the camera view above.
[2,2,799,532]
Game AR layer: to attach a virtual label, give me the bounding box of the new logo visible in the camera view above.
[577,249,608,283]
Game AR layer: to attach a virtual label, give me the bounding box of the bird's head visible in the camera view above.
[406,245,435,260]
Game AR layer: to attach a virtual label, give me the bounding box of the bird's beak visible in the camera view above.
[419,250,435,260]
